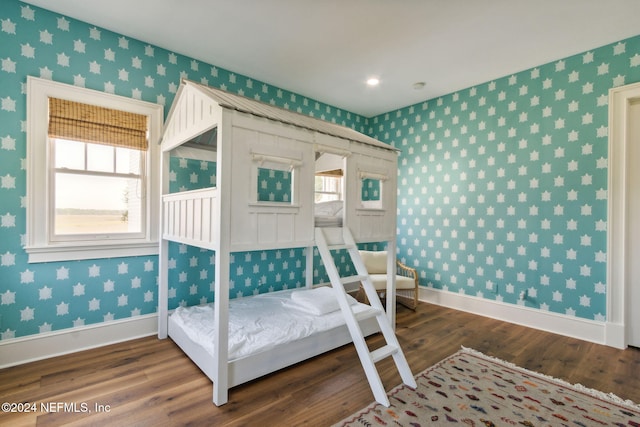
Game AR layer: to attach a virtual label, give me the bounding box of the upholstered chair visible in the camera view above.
[358,250,419,310]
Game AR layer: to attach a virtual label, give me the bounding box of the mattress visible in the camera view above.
[169,287,375,360]
[314,215,343,227]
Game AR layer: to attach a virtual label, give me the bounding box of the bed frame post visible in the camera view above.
[212,112,232,406]
[305,245,314,288]
[158,150,170,339]
[212,248,230,405]
[385,238,397,330]
[158,239,169,338]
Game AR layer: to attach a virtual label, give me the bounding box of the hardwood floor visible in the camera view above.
[1,302,639,426]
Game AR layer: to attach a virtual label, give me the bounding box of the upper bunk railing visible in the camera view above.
[162,187,218,250]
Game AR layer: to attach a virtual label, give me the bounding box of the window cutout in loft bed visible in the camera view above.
[360,174,383,209]
[257,167,292,203]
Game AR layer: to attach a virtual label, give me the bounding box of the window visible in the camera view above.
[314,151,345,202]
[26,77,163,262]
[250,152,301,205]
[257,167,292,203]
[315,172,342,202]
[361,177,381,202]
[359,171,386,209]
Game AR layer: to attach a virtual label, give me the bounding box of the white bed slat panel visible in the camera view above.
[201,197,211,241]
[184,198,191,239]
[355,210,387,240]
[254,212,296,244]
[257,213,275,243]
[193,199,201,240]
[162,188,218,249]
[276,212,295,242]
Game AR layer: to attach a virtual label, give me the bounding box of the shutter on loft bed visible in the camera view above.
[316,169,343,177]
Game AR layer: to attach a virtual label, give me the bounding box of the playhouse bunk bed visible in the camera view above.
[157,80,408,406]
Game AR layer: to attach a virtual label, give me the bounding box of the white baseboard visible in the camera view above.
[0,314,158,369]
[419,287,609,346]
[604,322,627,349]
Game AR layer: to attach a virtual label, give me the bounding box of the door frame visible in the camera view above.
[607,81,640,349]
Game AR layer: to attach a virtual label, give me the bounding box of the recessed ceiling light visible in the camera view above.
[366,77,380,86]
[413,81,426,90]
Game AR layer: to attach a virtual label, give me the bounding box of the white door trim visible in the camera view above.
[607,82,640,349]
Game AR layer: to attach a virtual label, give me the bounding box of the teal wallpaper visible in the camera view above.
[0,0,364,340]
[257,168,291,202]
[370,35,640,320]
[361,177,381,201]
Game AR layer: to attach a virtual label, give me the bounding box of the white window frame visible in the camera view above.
[49,138,146,242]
[358,170,387,210]
[26,76,163,262]
[314,175,343,202]
[249,152,302,206]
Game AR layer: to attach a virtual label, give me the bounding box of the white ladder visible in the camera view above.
[314,227,416,407]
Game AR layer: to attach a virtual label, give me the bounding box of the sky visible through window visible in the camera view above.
[54,138,141,211]
[53,138,143,235]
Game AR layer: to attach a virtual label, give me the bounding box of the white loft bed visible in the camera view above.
[158,80,399,406]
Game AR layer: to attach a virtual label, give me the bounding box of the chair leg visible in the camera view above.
[379,291,386,309]
[396,291,417,310]
[357,285,389,308]
[361,285,418,310]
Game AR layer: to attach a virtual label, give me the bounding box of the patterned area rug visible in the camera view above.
[335,347,640,426]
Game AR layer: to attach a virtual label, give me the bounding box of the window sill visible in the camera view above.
[248,202,301,212]
[356,207,385,213]
[26,241,159,263]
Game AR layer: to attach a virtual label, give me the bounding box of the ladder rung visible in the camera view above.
[340,274,367,285]
[370,345,398,363]
[354,307,383,322]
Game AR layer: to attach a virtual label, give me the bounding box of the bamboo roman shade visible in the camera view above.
[315,169,343,177]
[48,97,148,150]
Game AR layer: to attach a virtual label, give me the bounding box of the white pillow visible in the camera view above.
[314,200,343,216]
[359,250,388,274]
[289,286,357,315]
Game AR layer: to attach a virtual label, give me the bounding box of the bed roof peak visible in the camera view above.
[174,79,397,152]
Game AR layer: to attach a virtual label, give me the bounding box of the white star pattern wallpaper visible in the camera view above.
[370,39,640,320]
[1,0,640,344]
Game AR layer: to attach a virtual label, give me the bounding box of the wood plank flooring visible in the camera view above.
[1,302,639,426]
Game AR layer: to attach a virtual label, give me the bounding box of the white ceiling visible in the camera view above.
[21,0,640,117]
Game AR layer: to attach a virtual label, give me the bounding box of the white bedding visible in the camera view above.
[314,200,343,227]
[288,286,357,315]
[314,215,343,227]
[170,288,374,360]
